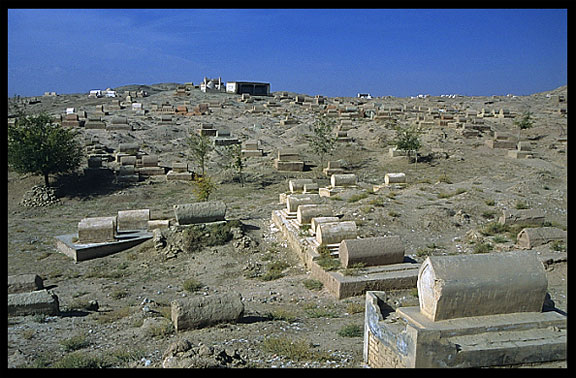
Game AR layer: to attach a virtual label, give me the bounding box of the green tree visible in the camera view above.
[8,112,84,186]
[394,124,422,163]
[307,115,338,173]
[514,111,533,130]
[191,175,217,201]
[186,131,213,176]
[222,143,247,187]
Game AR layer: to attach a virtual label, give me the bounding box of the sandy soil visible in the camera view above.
[7,84,567,368]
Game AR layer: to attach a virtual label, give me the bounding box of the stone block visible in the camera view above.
[77,216,117,243]
[166,171,193,181]
[117,209,150,232]
[417,251,548,322]
[310,217,340,234]
[288,179,315,193]
[384,173,406,185]
[339,236,404,268]
[141,155,159,167]
[286,194,322,213]
[316,221,357,246]
[171,293,244,331]
[331,174,357,187]
[296,204,333,225]
[498,209,545,226]
[8,289,59,316]
[8,274,44,294]
[174,201,227,225]
[516,227,567,249]
[274,159,304,171]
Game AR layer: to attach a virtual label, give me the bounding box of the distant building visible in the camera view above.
[357,93,372,99]
[200,77,225,93]
[226,81,270,96]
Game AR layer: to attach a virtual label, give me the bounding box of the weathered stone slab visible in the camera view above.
[288,179,314,193]
[498,209,545,226]
[384,173,406,185]
[117,209,150,232]
[330,174,357,187]
[8,274,44,294]
[339,236,404,268]
[77,216,117,243]
[417,251,548,321]
[310,217,340,234]
[516,227,567,249]
[296,204,333,225]
[8,289,59,316]
[171,293,244,331]
[174,201,227,225]
[286,194,322,213]
[316,221,357,246]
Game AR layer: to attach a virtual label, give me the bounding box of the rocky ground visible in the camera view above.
[7,83,567,368]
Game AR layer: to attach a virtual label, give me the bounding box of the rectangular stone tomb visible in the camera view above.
[8,289,60,316]
[271,209,419,299]
[365,253,567,369]
[8,274,44,294]
[365,291,566,368]
[117,209,150,232]
[55,230,153,262]
[77,216,117,243]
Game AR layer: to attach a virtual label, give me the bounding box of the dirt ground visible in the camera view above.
[7,84,567,368]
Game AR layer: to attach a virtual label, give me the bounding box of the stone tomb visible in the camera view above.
[272,181,419,299]
[363,252,566,368]
[274,149,304,172]
[55,210,154,262]
[242,139,264,157]
[319,173,363,198]
[166,162,193,181]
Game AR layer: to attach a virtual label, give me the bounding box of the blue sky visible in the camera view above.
[8,8,568,98]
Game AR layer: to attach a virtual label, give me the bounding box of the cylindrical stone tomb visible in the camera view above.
[331,173,357,187]
[288,179,315,193]
[417,251,548,322]
[174,201,227,225]
[384,173,406,185]
[311,217,340,234]
[339,235,404,268]
[171,292,244,331]
[303,183,319,193]
[316,221,357,246]
[141,155,159,167]
[286,194,322,213]
[77,216,117,243]
[120,155,137,166]
[118,142,139,153]
[117,209,150,232]
[296,204,334,225]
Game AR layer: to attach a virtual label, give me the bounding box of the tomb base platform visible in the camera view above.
[364,291,567,368]
[272,210,419,299]
[54,230,153,263]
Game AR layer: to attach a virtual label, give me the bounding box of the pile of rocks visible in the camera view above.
[20,185,61,207]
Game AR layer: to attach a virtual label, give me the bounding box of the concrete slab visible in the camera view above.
[54,230,153,262]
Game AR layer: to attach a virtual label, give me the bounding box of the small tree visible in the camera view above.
[307,115,338,173]
[191,175,217,201]
[222,143,247,187]
[514,111,533,130]
[8,112,84,186]
[394,124,422,163]
[186,131,213,177]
